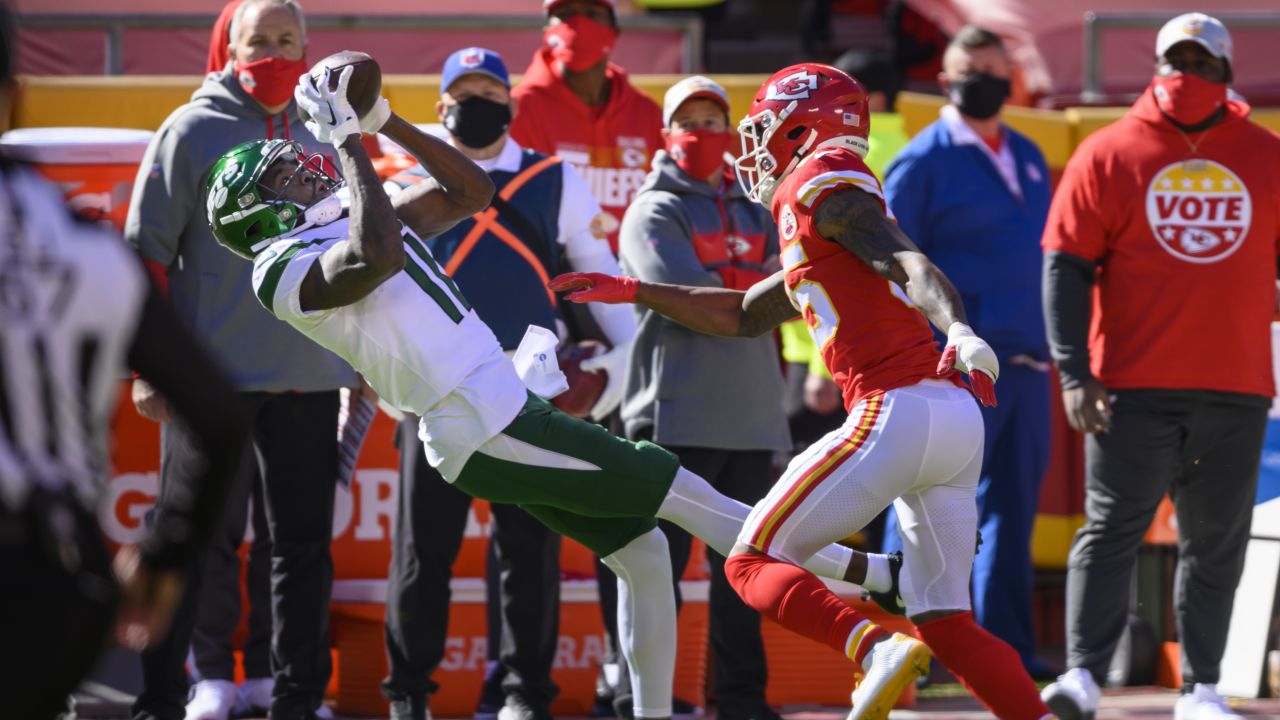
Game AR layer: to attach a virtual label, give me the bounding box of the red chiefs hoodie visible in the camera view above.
[511,48,664,252]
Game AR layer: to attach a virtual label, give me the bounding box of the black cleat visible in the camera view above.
[861,551,906,616]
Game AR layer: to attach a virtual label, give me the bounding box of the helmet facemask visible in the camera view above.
[256,145,343,242]
[207,139,344,260]
[734,102,819,207]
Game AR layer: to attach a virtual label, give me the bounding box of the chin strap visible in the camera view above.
[301,194,343,229]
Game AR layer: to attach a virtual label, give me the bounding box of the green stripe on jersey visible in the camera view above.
[403,254,464,323]
[403,232,473,311]
[255,241,311,314]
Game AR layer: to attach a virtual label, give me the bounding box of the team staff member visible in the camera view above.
[510,0,664,253]
[883,26,1053,678]
[617,76,790,720]
[381,47,636,720]
[125,1,357,718]
[1039,14,1280,720]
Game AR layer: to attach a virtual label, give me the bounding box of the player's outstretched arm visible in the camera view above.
[296,68,408,310]
[549,270,797,338]
[384,114,496,240]
[815,187,999,405]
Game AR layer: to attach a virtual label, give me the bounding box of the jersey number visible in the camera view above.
[401,231,472,323]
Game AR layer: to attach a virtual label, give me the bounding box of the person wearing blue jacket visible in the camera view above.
[882,25,1053,678]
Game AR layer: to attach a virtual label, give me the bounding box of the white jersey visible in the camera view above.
[252,197,527,479]
[0,165,148,511]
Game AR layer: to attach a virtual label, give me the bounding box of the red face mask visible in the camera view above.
[544,15,617,73]
[666,128,733,181]
[1152,72,1227,127]
[237,56,309,108]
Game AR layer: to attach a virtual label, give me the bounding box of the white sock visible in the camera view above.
[656,466,855,579]
[861,552,892,592]
[602,528,675,719]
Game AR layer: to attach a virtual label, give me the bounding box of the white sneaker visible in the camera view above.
[847,632,932,720]
[316,703,335,719]
[1175,684,1242,720]
[236,677,274,716]
[185,679,238,720]
[1040,668,1101,720]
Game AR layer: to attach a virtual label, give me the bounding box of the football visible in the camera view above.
[552,340,608,419]
[299,50,381,122]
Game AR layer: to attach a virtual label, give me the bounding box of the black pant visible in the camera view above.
[1066,389,1267,686]
[602,438,776,714]
[3,495,119,720]
[382,419,561,705]
[134,391,340,720]
[191,463,273,681]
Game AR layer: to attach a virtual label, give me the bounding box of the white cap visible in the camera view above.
[1156,12,1232,65]
[662,75,730,127]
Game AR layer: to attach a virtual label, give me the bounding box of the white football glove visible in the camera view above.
[294,66,361,148]
[580,339,632,421]
[360,96,391,135]
[939,322,999,407]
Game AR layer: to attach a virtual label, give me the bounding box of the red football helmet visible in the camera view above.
[735,63,871,205]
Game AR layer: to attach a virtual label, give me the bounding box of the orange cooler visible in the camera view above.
[0,126,153,231]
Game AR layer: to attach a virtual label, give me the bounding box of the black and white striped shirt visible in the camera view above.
[0,162,244,568]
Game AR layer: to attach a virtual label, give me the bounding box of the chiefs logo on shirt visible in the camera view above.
[1146,160,1252,264]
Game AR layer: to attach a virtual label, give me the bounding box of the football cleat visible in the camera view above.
[861,551,905,616]
[848,633,931,720]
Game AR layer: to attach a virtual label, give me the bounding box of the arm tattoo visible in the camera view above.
[813,187,913,284]
[813,187,967,330]
[739,272,799,337]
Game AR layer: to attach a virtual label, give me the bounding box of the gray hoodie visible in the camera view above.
[618,150,790,451]
[125,67,356,392]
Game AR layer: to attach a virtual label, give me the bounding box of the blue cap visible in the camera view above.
[442,47,510,92]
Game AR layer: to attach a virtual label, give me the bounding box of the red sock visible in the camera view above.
[916,612,1051,720]
[724,552,884,665]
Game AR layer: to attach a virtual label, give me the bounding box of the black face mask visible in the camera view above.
[443,96,513,149]
[949,72,1011,120]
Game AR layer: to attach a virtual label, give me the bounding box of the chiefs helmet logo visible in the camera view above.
[766,70,819,101]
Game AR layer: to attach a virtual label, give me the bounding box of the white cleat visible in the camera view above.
[185,679,238,720]
[1175,684,1242,720]
[847,633,931,720]
[1040,668,1101,720]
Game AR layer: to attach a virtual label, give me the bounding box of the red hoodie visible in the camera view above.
[1043,86,1280,397]
[511,48,664,252]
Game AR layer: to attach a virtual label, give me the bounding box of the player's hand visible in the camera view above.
[295,67,361,148]
[113,545,185,651]
[548,272,639,305]
[579,339,632,420]
[1063,377,1113,434]
[131,378,172,424]
[939,322,999,407]
[360,96,391,135]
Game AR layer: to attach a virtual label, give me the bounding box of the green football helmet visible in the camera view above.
[205,139,340,259]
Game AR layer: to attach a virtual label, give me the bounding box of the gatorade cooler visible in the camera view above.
[0,127,153,231]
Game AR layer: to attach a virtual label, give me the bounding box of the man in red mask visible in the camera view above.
[1040,13,1280,720]
[126,1,356,719]
[510,3,664,710]
[510,0,664,256]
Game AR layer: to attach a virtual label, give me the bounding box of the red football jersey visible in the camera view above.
[773,147,957,410]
